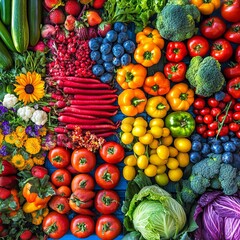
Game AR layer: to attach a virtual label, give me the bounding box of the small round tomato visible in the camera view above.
[51,169,72,187]
[224,22,240,44]
[219,101,227,109]
[42,211,69,239]
[95,163,120,189]
[207,97,219,108]
[187,36,209,57]
[229,122,240,132]
[199,107,211,115]
[221,0,240,22]
[56,186,71,197]
[48,147,71,169]
[70,215,95,238]
[193,97,206,109]
[94,190,120,214]
[71,174,95,192]
[233,112,240,121]
[216,125,229,136]
[99,141,125,164]
[195,115,204,124]
[210,39,233,62]
[208,121,218,130]
[207,130,216,137]
[203,114,214,124]
[95,215,121,240]
[234,103,240,111]
[71,148,96,173]
[210,107,221,117]
[223,93,232,102]
[196,124,207,135]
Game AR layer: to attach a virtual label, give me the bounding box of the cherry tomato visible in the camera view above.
[235,45,240,63]
[216,125,229,136]
[219,101,227,109]
[202,131,209,138]
[234,103,240,111]
[200,107,211,115]
[208,121,219,130]
[218,113,226,123]
[233,112,240,121]
[210,39,233,62]
[196,124,207,135]
[236,130,240,138]
[210,107,221,117]
[70,215,95,238]
[56,186,71,198]
[230,99,237,109]
[187,36,210,57]
[193,109,200,115]
[207,130,216,137]
[48,147,71,169]
[195,115,204,123]
[229,122,240,132]
[193,97,206,109]
[207,97,219,107]
[95,163,120,189]
[99,141,125,164]
[71,148,96,173]
[221,0,240,22]
[51,169,72,187]
[95,215,121,240]
[71,174,95,192]
[223,92,232,102]
[203,114,214,124]
[94,190,120,214]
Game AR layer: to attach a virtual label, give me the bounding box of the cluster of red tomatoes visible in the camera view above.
[46,141,125,239]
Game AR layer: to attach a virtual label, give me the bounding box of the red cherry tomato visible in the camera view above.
[200,107,211,115]
[207,97,219,108]
[208,121,219,130]
[203,114,214,124]
[233,112,240,121]
[211,107,221,117]
[195,115,204,123]
[207,130,216,137]
[216,125,229,136]
[219,102,227,109]
[234,103,240,111]
[193,98,206,109]
[223,93,232,102]
[196,124,207,135]
[229,122,240,132]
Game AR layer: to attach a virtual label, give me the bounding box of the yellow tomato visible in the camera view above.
[144,164,157,177]
[139,132,154,145]
[149,118,164,128]
[149,139,159,149]
[155,173,169,186]
[168,146,178,157]
[132,125,146,137]
[150,126,163,138]
[122,117,135,125]
[120,123,133,133]
[121,132,134,145]
[162,127,170,137]
[166,157,179,170]
[124,155,137,166]
[156,145,169,160]
[149,154,162,165]
[133,142,146,155]
[177,152,190,167]
[168,168,183,182]
[150,149,157,155]
[137,155,149,169]
[123,166,136,181]
[161,135,173,146]
[174,138,192,153]
[157,165,167,174]
[133,117,148,127]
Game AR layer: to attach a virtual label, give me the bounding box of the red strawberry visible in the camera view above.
[65,0,81,16]
[49,9,66,24]
[44,0,63,9]
[64,15,76,31]
[20,230,32,240]
[98,21,112,37]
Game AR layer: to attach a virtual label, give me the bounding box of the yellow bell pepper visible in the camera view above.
[116,63,147,89]
[190,0,220,15]
[145,96,170,118]
[166,83,194,111]
[23,201,47,213]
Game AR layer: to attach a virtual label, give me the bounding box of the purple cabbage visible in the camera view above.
[194,191,240,240]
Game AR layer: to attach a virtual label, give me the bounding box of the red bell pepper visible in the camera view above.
[0,187,11,200]
[163,62,187,82]
[165,42,188,63]
[223,62,240,79]
[0,176,18,189]
[0,160,17,176]
[227,77,240,99]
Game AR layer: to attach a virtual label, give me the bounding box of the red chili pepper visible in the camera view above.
[227,77,240,99]
[223,62,240,79]
[163,62,187,82]
[165,42,188,63]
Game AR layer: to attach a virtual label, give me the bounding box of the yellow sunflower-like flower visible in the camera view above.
[25,137,41,154]
[38,127,47,136]
[5,132,18,144]
[14,72,45,105]
[0,132,4,146]
[14,138,24,148]
[11,154,25,169]
[24,158,34,170]
[16,126,26,138]
[33,156,45,165]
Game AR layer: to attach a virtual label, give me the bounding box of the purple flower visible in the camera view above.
[0,106,8,117]
[1,121,11,135]
[34,125,42,136]
[25,126,36,137]
[0,145,8,156]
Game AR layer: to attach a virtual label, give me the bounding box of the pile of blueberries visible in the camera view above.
[88,22,136,83]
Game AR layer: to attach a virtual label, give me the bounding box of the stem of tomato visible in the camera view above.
[45,222,58,234]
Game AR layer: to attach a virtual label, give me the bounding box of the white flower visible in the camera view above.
[2,94,18,109]
[31,110,48,126]
[17,106,35,122]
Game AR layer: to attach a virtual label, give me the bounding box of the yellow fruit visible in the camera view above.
[124,155,137,166]
[168,146,178,157]
[122,117,135,125]
[157,145,169,160]
[150,126,163,138]
[161,135,173,146]
[144,164,157,177]
[174,138,192,152]
[149,118,164,128]
[123,166,136,181]
[177,152,190,167]
[132,125,146,137]
[133,117,148,127]
[157,165,167,174]
[155,173,169,186]
[168,168,183,182]
[162,127,170,137]
[120,123,133,133]
[137,155,149,169]
[149,154,162,165]
[166,157,179,170]
[150,149,157,155]
[121,132,134,145]
[139,132,154,145]
[133,142,145,156]
[149,139,159,149]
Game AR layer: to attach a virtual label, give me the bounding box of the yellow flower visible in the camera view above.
[24,158,34,170]
[5,132,18,144]
[38,127,47,136]
[16,126,26,138]
[0,132,4,145]
[14,72,45,105]
[11,154,25,168]
[33,156,45,165]
[25,138,41,154]
[14,138,24,148]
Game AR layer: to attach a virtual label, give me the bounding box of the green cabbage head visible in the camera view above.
[125,185,186,240]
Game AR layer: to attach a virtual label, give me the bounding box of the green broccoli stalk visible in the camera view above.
[180,180,197,204]
[186,56,225,97]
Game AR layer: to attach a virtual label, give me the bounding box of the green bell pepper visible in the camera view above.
[165,111,195,137]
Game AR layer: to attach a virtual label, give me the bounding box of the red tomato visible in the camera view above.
[196,124,207,135]
[229,122,240,132]
[234,103,240,111]
[224,22,240,44]
[193,98,206,109]
[223,92,232,102]
[233,112,240,121]
[187,36,209,57]
[227,77,240,99]
[219,101,227,109]
[218,113,226,123]
[200,17,226,39]
[163,62,187,82]
[203,114,214,124]
[235,45,240,63]
[199,107,211,115]
[195,115,204,124]
[95,163,120,189]
[49,196,71,214]
[208,121,219,130]
[71,148,96,173]
[207,98,219,108]
[94,190,120,214]
[210,39,233,62]
[165,42,188,62]
[221,0,240,22]
[99,141,125,164]
[51,169,72,187]
[216,125,229,136]
[70,215,95,238]
[95,215,121,240]
[48,147,71,169]
[207,130,216,137]
[56,186,71,197]
[42,211,69,239]
[71,174,95,192]
[236,130,240,138]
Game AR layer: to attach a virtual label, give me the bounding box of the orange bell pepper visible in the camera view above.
[134,43,161,67]
[143,72,170,96]
[118,89,147,116]
[116,63,147,89]
[166,83,194,111]
[136,27,164,49]
[190,0,220,15]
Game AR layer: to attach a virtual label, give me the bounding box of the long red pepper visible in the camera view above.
[46,76,101,84]
[65,124,119,130]
[69,105,119,111]
[58,116,114,125]
[56,80,111,89]
[69,99,116,105]
[63,87,117,95]
[73,94,118,100]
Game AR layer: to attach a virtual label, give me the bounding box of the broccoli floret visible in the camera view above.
[180,180,197,204]
[210,178,222,190]
[155,2,200,41]
[186,56,225,97]
[190,175,210,195]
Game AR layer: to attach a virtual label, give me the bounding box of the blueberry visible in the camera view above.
[90,51,101,61]
[214,91,225,101]
[100,43,112,55]
[191,133,202,142]
[92,64,104,77]
[112,44,124,58]
[191,141,202,152]
[121,53,131,66]
[112,57,121,67]
[100,72,114,83]
[211,144,223,154]
[209,138,222,145]
[222,152,233,164]
[102,53,114,62]
[201,143,211,156]
[102,38,110,43]
[223,142,237,152]
[96,59,104,65]
[88,38,100,51]
[232,153,240,169]
[103,62,115,73]
[190,152,202,163]
[123,40,136,54]
[117,32,129,44]
[95,37,103,43]
[106,30,118,43]
[230,137,240,149]
[113,22,127,32]
[219,135,229,143]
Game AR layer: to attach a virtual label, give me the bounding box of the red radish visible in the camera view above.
[46,76,100,83]
[70,104,119,111]
[65,123,119,130]
[50,93,64,101]
[56,80,110,89]
[96,132,116,138]
[31,166,48,179]
[69,99,116,105]
[65,0,81,16]
[32,41,48,52]
[49,9,65,24]
[59,112,98,119]
[98,21,111,37]
[54,127,67,134]
[44,0,63,9]
[63,87,117,95]
[64,15,76,31]
[41,24,56,39]
[74,94,118,100]
[58,116,114,125]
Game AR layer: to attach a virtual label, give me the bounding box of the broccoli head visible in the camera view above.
[210,178,222,190]
[190,175,210,195]
[186,56,225,97]
[155,2,200,41]
[180,180,197,204]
